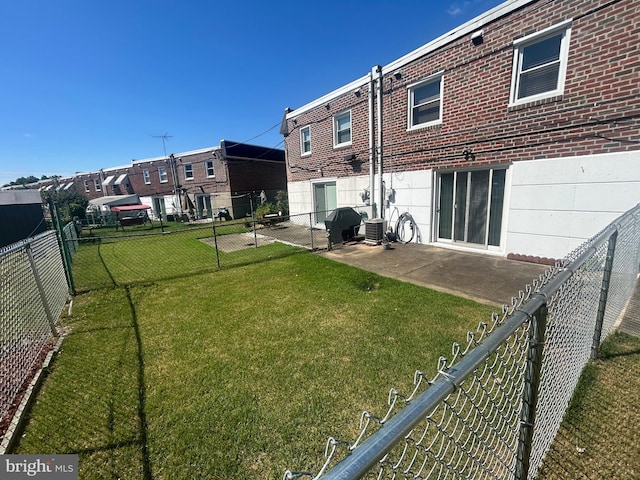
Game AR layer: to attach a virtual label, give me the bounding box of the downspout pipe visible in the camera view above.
[169,154,182,215]
[368,69,376,218]
[375,65,384,219]
[99,170,106,197]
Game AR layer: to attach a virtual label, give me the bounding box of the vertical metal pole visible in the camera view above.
[250,193,258,248]
[309,212,314,250]
[211,220,221,268]
[25,243,58,337]
[368,69,376,219]
[375,65,384,219]
[253,219,259,249]
[515,303,547,480]
[49,198,75,295]
[592,230,618,359]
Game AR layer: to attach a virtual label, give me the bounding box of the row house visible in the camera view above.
[43,140,285,221]
[280,0,640,259]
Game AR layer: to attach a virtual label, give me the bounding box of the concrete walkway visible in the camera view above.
[320,242,549,306]
[320,241,640,335]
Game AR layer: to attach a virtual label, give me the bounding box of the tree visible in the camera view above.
[42,189,89,222]
[2,175,40,187]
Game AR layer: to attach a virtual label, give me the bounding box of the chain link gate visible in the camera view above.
[285,204,640,480]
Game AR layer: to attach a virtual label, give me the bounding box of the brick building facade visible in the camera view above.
[27,140,285,221]
[280,0,640,259]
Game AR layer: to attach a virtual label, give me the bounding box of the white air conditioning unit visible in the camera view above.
[364,218,387,244]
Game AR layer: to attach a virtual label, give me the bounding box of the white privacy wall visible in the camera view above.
[288,152,639,260]
[287,180,313,219]
[505,151,640,259]
[383,170,434,244]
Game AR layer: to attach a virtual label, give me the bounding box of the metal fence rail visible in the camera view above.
[58,204,370,293]
[0,231,69,441]
[284,204,640,480]
[60,212,331,293]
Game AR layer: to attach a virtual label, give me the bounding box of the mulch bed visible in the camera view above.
[0,338,57,443]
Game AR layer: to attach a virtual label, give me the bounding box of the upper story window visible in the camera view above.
[158,166,168,183]
[510,21,571,105]
[184,163,194,180]
[333,111,351,147]
[300,125,311,155]
[206,160,215,178]
[93,178,101,192]
[84,180,90,192]
[408,73,443,129]
[143,169,151,185]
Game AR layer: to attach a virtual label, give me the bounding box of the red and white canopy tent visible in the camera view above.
[110,205,152,213]
[111,205,152,229]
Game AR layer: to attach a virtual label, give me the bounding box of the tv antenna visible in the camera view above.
[153,133,173,158]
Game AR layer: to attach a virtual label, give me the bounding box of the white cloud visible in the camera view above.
[447,1,472,16]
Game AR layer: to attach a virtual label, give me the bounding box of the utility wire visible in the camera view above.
[240,120,281,144]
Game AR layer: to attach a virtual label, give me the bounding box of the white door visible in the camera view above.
[314,182,337,225]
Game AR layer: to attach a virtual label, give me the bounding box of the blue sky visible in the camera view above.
[0,0,503,187]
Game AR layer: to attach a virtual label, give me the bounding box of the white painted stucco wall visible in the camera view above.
[287,151,640,259]
[288,170,434,238]
[506,151,640,259]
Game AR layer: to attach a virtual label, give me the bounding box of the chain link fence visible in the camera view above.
[284,204,640,480]
[0,205,334,452]
[5,200,638,478]
[61,211,332,293]
[0,231,69,450]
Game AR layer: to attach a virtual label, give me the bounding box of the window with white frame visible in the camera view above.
[333,111,351,147]
[93,178,101,191]
[510,21,571,104]
[206,160,215,177]
[300,125,311,155]
[184,163,194,180]
[158,166,168,183]
[84,180,90,192]
[143,169,151,185]
[408,74,443,129]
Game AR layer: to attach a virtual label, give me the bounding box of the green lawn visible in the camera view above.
[71,224,302,292]
[536,331,640,479]
[15,252,495,479]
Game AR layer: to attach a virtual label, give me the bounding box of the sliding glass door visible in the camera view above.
[437,168,506,248]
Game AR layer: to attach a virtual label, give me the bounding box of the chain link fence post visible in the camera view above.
[48,198,75,295]
[24,243,58,337]
[249,191,259,249]
[211,220,221,268]
[309,212,314,250]
[591,229,618,359]
[515,301,548,480]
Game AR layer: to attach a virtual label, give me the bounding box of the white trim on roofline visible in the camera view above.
[173,146,220,158]
[131,155,167,165]
[285,74,370,121]
[74,146,221,177]
[102,164,133,173]
[286,0,536,120]
[132,146,220,165]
